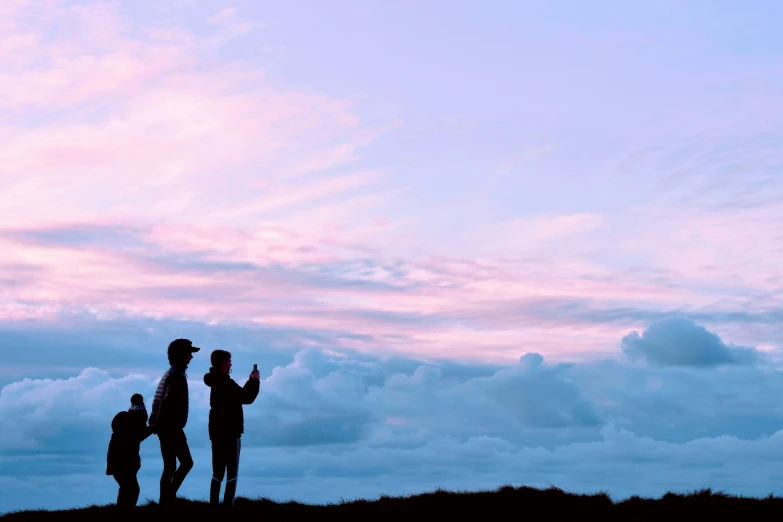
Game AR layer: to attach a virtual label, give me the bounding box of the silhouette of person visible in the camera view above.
[149,339,200,505]
[106,393,155,508]
[203,350,260,506]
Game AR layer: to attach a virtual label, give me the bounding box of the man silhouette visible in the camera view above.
[149,338,200,505]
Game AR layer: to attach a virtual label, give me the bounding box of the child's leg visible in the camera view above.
[210,438,226,505]
[113,473,123,506]
[223,437,241,506]
[114,471,139,508]
[129,472,140,507]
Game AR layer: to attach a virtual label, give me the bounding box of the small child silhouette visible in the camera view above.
[106,393,156,508]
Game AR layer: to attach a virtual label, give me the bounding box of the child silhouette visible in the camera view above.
[106,394,156,508]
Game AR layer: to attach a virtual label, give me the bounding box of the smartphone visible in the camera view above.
[253,364,257,372]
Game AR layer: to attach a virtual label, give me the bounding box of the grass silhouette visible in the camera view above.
[3,484,783,521]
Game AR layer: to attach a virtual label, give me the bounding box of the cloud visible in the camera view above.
[0,368,157,454]
[1,0,781,366]
[0,315,372,389]
[461,213,606,255]
[0,0,782,370]
[0,0,379,234]
[0,347,600,460]
[621,317,761,367]
[205,7,263,49]
[5,341,783,513]
[452,352,602,430]
[1,1,778,368]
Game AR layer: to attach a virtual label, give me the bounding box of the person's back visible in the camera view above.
[107,411,134,476]
[204,369,259,440]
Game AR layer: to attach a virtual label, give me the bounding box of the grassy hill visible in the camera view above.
[3,484,783,521]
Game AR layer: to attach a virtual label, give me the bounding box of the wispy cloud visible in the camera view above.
[205,7,264,49]
[1,0,783,365]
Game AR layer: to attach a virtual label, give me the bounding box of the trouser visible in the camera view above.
[158,428,193,504]
[210,437,241,506]
[113,471,140,508]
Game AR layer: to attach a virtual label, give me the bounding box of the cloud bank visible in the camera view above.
[3,318,783,513]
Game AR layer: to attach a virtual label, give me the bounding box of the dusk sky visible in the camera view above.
[3,0,783,514]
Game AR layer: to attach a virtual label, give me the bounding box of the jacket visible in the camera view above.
[203,368,260,440]
[149,366,189,431]
[106,410,155,475]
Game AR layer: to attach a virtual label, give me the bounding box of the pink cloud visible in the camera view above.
[1,1,782,366]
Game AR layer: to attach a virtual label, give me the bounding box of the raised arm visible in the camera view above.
[241,377,260,404]
[224,375,260,405]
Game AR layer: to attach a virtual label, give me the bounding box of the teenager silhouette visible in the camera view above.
[203,350,260,506]
[149,339,200,505]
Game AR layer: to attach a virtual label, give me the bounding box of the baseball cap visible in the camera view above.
[168,338,201,354]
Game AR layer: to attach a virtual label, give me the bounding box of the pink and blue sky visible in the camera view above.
[3,0,783,513]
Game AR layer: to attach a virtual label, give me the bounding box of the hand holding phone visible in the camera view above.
[250,363,260,380]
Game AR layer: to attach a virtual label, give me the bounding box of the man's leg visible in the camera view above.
[158,433,178,504]
[210,438,226,505]
[168,429,194,499]
[223,437,241,506]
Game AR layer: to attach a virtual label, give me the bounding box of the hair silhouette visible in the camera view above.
[210,349,231,369]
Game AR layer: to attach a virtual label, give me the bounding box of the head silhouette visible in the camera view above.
[211,349,232,374]
[130,393,144,406]
[167,338,200,369]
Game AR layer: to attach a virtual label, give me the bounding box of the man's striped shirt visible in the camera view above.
[150,367,189,429]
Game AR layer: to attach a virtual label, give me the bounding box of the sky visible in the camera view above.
[2,0,783,513]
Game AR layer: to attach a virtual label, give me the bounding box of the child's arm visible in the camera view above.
[138,424,156,442]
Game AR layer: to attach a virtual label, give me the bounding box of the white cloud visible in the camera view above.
[0,368,158,453]
[4,324,783,513]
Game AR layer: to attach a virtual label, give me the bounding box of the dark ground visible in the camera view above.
[3,485,783,521]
